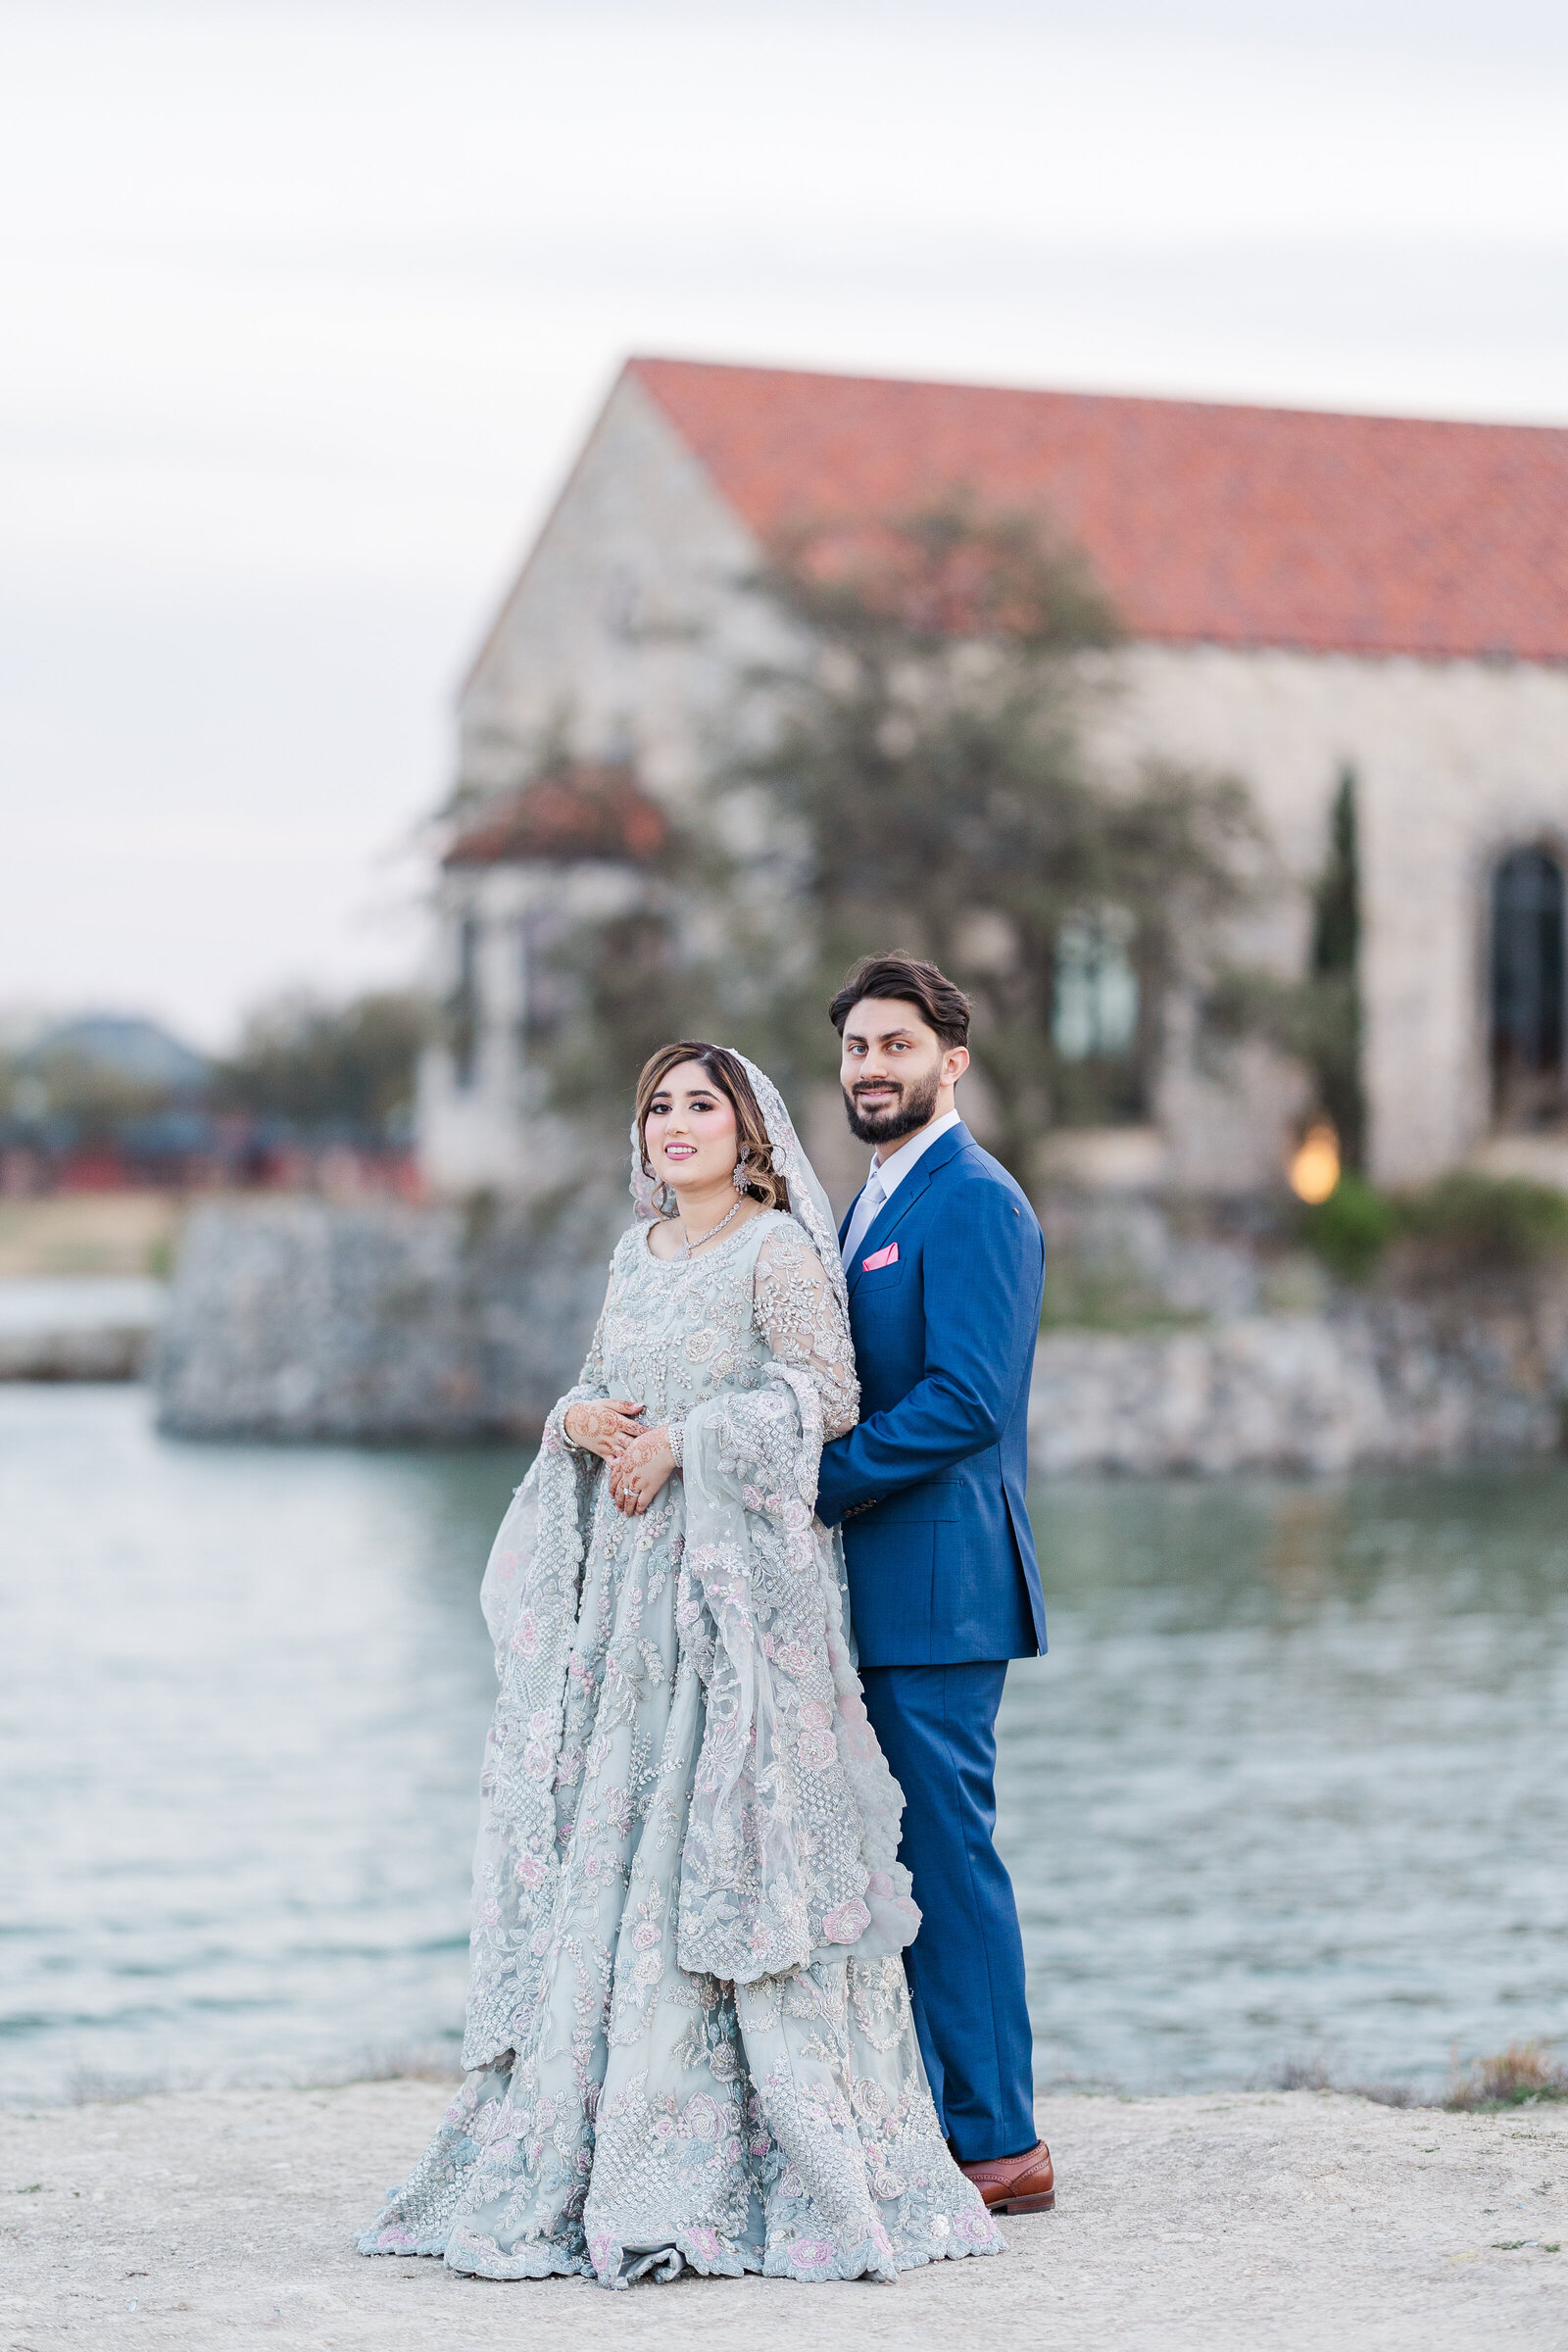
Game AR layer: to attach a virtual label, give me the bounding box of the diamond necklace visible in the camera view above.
[676,1196,746,1259]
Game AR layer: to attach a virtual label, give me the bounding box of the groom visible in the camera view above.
[815,955,1054,2216]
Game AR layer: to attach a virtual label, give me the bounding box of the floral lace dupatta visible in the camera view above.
[463,1056,917,2073]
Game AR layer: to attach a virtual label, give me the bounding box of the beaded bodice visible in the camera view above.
[588,1208,858,1445]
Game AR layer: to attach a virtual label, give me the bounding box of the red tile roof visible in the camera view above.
[445,761,667,867]
[628,357,1568,664]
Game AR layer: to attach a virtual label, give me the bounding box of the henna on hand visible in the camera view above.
[563,1397,645,1461]
[608,1428,677,1515]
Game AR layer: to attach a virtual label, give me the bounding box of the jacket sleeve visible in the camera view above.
[814,1177,1043,1525]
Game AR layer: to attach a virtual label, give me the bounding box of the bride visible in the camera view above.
[359,1043,1004,2288]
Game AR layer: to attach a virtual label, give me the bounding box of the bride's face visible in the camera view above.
[643,1060,739,1199]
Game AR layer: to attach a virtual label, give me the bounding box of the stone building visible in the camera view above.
[418,357,1568,1200]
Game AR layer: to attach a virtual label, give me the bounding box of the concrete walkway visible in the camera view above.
[3,2081,1565,2349]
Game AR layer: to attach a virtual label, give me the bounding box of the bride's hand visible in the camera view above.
[608,1428,677,1515]
[563,1398,645,1461]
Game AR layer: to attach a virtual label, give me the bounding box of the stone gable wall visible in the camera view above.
[426,384,1568,1201]
[459,372,788,808]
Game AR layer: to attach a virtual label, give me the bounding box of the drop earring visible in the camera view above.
[732,1144,752,1195]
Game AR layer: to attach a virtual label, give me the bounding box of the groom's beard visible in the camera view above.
[842,1065,943,1146]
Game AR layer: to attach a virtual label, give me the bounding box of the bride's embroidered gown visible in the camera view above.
[359,1205,1004,2287]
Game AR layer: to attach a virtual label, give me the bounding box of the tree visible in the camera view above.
[532,903,722,1127]
[1307,769,1366,1172]
[1205,767,1366,1174]
[722,501,1265,1177]
[212,991,430,1139]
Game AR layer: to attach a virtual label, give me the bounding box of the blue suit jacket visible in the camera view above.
[815,1122,1047,1670]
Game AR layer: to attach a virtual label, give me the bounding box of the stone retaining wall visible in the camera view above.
[152,1198,1568,1470]
[152,1193,619,1442]
[1030,1298,1567,1477]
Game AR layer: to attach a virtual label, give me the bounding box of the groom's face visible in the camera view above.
[839,997,955,1147]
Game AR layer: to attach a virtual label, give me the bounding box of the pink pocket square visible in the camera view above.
[861,1242,900,1271]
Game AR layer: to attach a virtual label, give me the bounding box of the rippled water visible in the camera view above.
[3,1386,1566,2104]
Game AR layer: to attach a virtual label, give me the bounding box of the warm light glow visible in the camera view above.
[1289,1123,1342,1203]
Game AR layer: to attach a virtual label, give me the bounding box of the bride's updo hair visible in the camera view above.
[634,1042,791,1212]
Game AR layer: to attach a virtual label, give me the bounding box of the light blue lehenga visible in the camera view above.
[358,1061,1004,2288]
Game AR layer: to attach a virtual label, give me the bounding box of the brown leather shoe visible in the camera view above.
[957,2139,1055,2215]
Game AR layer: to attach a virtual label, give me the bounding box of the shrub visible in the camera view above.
[1446,2041,1568,2111]
[1299,1174,1396,1281]
[1400,1172,1568,1268]
[1300,1169,1568,1283]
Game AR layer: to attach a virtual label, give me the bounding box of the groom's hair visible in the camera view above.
[828,955,971,1049]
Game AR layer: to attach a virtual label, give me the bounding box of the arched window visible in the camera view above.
[1491,848,1565,1125]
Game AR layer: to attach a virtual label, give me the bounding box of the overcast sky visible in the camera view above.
[3,0,1566,1046]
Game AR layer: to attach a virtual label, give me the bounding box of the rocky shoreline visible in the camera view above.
[0,1275,166,1382]
[3,2079,1562,2348]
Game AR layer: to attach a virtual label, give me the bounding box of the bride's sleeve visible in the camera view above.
[544,1274,615,1456]
[753,1223,859,1441]
[572,1298,611,1397]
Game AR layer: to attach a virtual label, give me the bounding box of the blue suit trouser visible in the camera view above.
[859,1661,1036,2163]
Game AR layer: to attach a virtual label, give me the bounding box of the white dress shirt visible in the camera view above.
[840,1109,962,1268]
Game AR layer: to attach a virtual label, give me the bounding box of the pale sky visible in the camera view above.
[3,0,1566,1046]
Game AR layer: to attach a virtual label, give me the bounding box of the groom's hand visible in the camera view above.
[563,1398,645,1461]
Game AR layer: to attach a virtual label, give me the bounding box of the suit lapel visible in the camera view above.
[845,1123,971,1296]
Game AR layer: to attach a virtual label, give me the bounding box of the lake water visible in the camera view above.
[3,1384,1566,2106]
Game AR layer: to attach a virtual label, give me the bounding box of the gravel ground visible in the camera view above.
[3,2081,1566,2350]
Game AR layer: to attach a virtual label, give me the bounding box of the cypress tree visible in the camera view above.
[1308,768,1366,1172]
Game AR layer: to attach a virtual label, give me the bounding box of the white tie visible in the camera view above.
[842,1162,888,1269]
